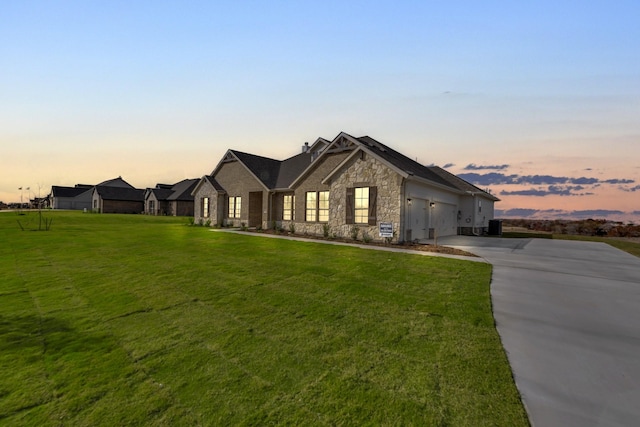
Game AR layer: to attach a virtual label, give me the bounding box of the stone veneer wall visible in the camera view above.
[193,182,220,225]
[289,152,403,242]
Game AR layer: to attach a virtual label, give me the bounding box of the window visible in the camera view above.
[202,197,209,218]
[346,186,377,225]
[228,196,241,218]
[149,200,155,214]
[354,187,369,224]
[305,192,316,222]
[478,200,482,213]
[305,191,329,222]
[318,191,329,222]
[283,194,295,220]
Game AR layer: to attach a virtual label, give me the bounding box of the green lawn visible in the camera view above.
[553,234,640,258]
[1,211,528,426]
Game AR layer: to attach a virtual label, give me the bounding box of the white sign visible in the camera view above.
[379,222,393,237]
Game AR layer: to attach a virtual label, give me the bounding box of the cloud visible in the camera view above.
[500,189,553,197]
[457,172,518,185]
[464,163,510,171]
[500,185,596,197]
[442,163,455,168]
[496,208,632,220]
[559,210,625,218]
[496,208,539,217]
[459,172,634,187]
[603,179,635,184]
[622,185,640,192]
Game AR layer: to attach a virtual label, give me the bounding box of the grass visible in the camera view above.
[0,211,528,426]
[552,234,640,258]
[501,228,640,258]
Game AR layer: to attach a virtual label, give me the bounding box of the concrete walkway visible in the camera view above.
[439,236,640,427]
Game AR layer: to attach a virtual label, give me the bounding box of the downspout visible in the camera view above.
[268,191,274,229]
[467,191,479,236]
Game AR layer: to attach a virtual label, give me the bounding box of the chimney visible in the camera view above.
[302,142,309,153]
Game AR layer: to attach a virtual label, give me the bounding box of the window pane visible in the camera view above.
[283,195,292,220]
[228,197,234,218]
[235,197,241,218]
[305,192,316,221]
[318,191,329,222]
[354,187,369,223]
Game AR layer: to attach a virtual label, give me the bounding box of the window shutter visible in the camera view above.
[346,187,354,224]
[368,186,377,225]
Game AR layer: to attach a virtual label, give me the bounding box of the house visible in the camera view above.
[91,177,144,214]
[144,179,198,216]
[49,184,93,210]
[192,132,499,242]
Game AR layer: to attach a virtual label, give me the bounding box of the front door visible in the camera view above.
[248,192,263,228]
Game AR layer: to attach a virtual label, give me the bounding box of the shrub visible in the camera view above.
[204,220,211,228]
[288,223,295,234]
[362,232,372,243]
[350,226,359,241]
[322,223,331,238]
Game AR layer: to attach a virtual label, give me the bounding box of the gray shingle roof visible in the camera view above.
[355,135,458,189]
[231,151,282,189]
[274,151,313,189]
[95,186,144,201]
[204,175,225,192]
[167,179,198,201]
[51,186,92,198]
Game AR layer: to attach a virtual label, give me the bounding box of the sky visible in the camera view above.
[2,1,639,222]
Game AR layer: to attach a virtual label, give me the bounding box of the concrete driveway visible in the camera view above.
[439,236,640,427]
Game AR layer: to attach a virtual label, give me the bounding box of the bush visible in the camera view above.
[350,226,359,241]
[362,232,372,243]
[289,223,295,234]
[323,223,331,238]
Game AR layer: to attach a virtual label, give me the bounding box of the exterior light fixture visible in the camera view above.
[407,198,412,206]
[430,202,435,208]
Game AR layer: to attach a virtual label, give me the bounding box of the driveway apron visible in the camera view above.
[440,236,640,427]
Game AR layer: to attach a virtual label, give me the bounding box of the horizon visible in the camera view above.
[2,1,638,223]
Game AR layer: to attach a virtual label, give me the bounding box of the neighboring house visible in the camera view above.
[193,132,499,242]
[49,184,93,210]
[91,177,144,214]
[144,179,198,216]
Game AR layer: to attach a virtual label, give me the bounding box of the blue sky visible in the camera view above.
[2,1,639,221]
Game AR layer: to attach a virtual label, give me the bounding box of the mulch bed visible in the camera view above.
[241,229,479,257]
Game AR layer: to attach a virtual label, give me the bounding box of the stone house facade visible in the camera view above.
[192,132,499,242]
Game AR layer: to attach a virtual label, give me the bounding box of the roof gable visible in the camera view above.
[191,175,225,196]
[96,176,135,188]
[230,151,281,189]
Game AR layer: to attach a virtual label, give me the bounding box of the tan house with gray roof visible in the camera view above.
[192,132,499,242]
